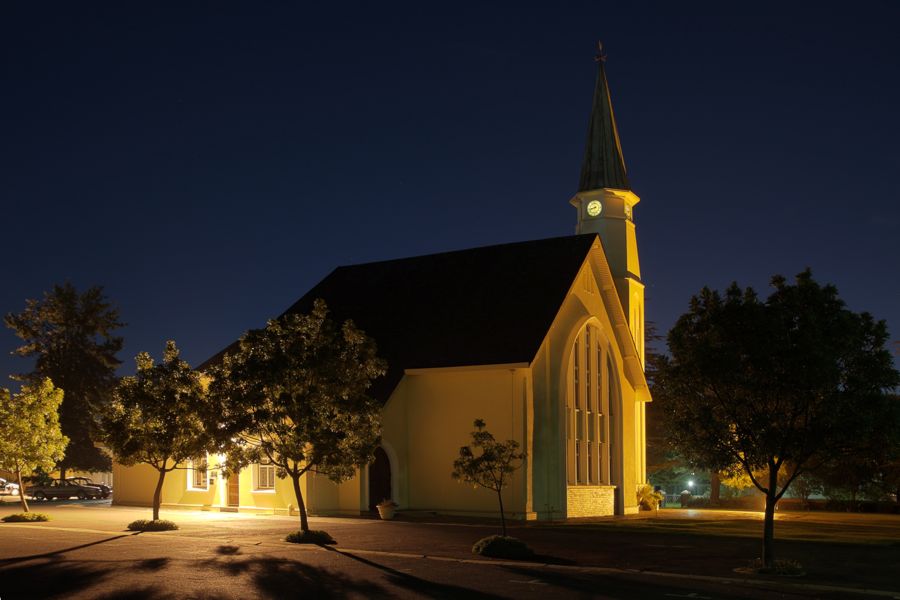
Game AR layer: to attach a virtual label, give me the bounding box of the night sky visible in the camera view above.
[2,2,899,381]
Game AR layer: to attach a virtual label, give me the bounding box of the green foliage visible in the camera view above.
[471,535,534,559]
[210,299,386,532]
[284,529,336,544]
[655,270,899,566]
[5,283,123,473]
[2,512,49,522]
[127,519,179,531]
[102,341,218,520]
[812,393,900,506]
[0,379,69,512]
[452,419,526,536]
[636,483,664,510]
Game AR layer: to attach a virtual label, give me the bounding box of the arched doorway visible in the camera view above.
[368,446,391,511]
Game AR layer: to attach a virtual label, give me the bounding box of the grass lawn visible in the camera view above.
[558,508,900,546]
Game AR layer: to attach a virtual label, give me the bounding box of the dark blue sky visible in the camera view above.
[2,1,898,379]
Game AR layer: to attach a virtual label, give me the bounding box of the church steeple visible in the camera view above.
[570,43,645,367]
[578,43,629,192]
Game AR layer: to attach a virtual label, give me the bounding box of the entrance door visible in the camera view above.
[368,447,391,510]
[227,473,240,507]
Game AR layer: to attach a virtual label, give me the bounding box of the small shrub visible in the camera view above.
[686,495,711,508]
[127,519,179,532]
[2,512,49,522]
[744,558,805,576]
[285,529,336,544]
[472,535,534,559]
[636,484,664,510]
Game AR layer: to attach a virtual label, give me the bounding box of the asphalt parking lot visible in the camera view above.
[1,502,898,599]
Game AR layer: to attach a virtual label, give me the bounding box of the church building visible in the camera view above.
[112,51,650,519]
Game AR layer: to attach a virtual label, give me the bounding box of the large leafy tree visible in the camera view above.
[5,283,123,477]
[656,270,898,568]
[813,392,900,507]
[0,379,68,512]
[102,341,217,521]
[452,419,526,537]
[210,299,386,533]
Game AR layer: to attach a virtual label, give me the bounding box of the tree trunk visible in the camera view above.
[761,468,778,569]
[710,472,721,506]
[497,488,507,537]
[16,466,29,513]
[59,466,67,483]
[291,473,309,532]
[152,469,167,521]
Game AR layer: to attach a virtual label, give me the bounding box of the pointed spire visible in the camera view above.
[578,42,630,192]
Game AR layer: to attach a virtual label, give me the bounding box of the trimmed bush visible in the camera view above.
[742,558,805,577]
[2,512,49,522]
[127,519,179,532]
[472,535,534,559]
[285,529,336,544]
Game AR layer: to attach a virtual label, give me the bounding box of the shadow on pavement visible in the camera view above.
[0,558,116,599]
[324,545,504,599]
[499,564,743,599]
[95,586,230,600]
[0,532,140,565]
[199,553,389,599]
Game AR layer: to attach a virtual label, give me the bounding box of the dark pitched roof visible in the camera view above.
[201,234,598,403]
[578,55,630,192]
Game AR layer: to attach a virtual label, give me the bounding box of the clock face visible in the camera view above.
[586,200,602,217]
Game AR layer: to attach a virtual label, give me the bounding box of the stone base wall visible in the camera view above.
[566,485,615,517]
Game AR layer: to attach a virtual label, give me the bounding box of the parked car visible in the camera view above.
[67,477,112,499]
[26,478,104,500]
[0,478,20,496]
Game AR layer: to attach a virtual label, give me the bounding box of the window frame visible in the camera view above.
[255,459,276,492]
[188,456,209,491]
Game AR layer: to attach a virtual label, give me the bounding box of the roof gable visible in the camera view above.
[202,235,600,403]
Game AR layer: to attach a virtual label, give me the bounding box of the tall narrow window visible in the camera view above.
[585,328,594,484]
[608,356,615,483]
[597,336,605,484]
[574,334,583,484]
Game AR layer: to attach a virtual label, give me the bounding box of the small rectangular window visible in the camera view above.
[256,460,275,490]
[191,457,208,490]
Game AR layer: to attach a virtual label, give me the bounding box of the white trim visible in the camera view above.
[253,461,276,491]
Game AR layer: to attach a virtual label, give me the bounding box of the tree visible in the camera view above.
[5,283,124,477]
[0,379,68,512]
[102,341,216,521]
[451,419,527,537]
[813,392,900,508]
[210,299,386,533]
[656,270,898,568]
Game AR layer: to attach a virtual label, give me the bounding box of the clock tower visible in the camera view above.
[570,45,645,365]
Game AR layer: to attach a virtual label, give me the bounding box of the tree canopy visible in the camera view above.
[5,283,123,475]
[655,270,898,567]
[102,341,216,521]
[210,299,386,532]
[0,379,68,512]
[452,418,526,536]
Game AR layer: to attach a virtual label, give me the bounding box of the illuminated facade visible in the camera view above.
[113,54,649,519]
